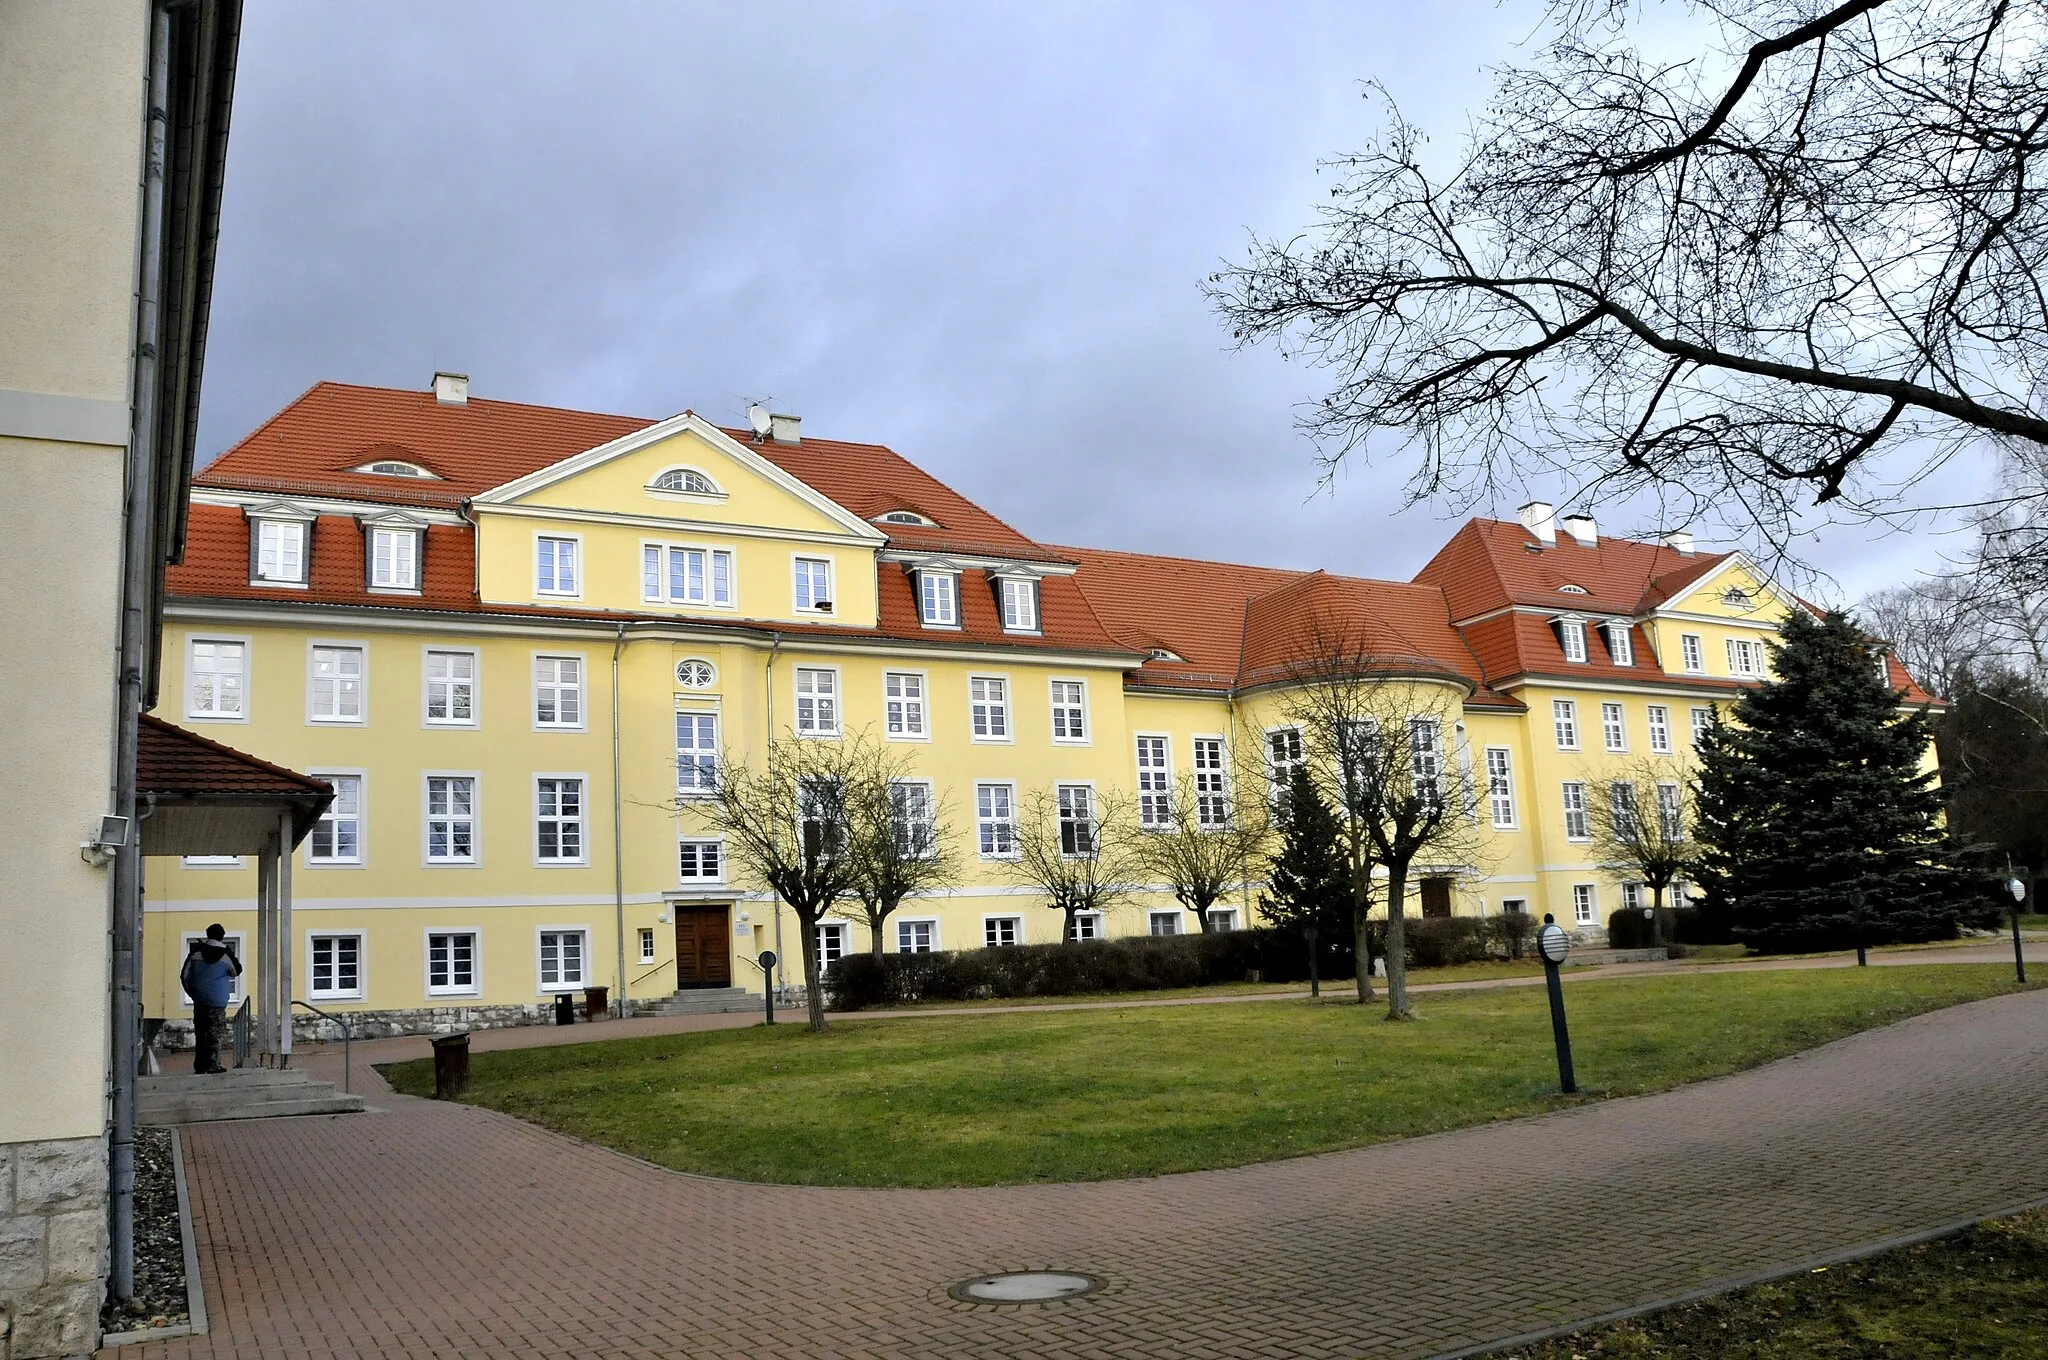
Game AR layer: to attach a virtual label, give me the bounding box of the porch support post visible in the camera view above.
[256,835,277,1063]
[277,810,294,1066]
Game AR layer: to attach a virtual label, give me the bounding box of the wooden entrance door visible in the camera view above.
[674,906,732,988]
[1419,878,1454,919]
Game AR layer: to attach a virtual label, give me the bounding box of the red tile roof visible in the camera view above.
[137,714,335,802]
[1414,518,1733,620]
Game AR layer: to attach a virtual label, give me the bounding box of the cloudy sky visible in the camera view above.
[199,1,1980,603]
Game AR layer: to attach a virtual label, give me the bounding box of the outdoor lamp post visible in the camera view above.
[1849,888,1868,967]
[758,950,778,1025]
[2007,875,2028,985]
[1536,914,1577,1095]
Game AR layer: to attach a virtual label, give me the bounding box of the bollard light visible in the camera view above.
[759,950,778,1025]
[2007,874,2028,984]
[1536,915,1576,1093]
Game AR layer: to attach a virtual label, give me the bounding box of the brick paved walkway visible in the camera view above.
[105,987,2048,1359]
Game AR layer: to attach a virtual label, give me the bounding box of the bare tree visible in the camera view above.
[1582,754,1698,946]
[836,745,956,960]
[1005,785,1144,940]
[1211,1,2048,560]
[704,732,867,1032]
[1132,772,1272,932]
[1273,624,1489,1019]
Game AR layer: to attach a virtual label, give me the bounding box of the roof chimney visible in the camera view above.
[1518,501,1556,546]
[1661,529,1695,556]
[768,412,801,445]
[1560,513,1597,547]
[432,372,469,407]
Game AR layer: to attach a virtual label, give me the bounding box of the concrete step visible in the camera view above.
[637,987,759,1016]
[138,1069,366,1125]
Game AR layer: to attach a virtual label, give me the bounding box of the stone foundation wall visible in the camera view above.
[0,1136,106,1360]
[153,1002,576,1051]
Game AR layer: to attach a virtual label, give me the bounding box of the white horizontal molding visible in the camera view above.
[0,387,130,447]
[191,488,468,524]
[145,893,671,912]
[470,500,880,550]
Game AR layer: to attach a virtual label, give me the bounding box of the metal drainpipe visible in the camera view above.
[612,623,627,1018]
[765,632,783,992]
[108,1,173,1305]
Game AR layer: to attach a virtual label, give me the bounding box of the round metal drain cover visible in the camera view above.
[949,1271,1102,1304]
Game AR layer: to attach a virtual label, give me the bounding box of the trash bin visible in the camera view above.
[554,992,576,1026]
[429,1032,470,1099]
[583,986,609,1020]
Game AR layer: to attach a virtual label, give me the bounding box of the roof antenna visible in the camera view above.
[746,401,773,442]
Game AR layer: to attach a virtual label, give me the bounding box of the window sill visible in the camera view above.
[367,586,424,596]
[970,735,1014,745]
[1051,738,1091,747]
[538,984,589,995]
[424,860,481,869]
[884,731,932,743]
[426,989,482,1000]
[307,994,365,1005]
[424,721,480,730]
[534,860,590,869]
[183,712,248,723]
[304,860,365,870]
[249,579,310,590]
[308,717,367,726]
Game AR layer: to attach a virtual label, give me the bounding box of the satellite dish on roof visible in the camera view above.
[746,403,772,437]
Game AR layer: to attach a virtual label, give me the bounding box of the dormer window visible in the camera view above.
[1149,647,1183,663]
[353,459,437,479]
[917,569,960,627]
[359,512,427,592]
[1555,617,1588,663]
[1722,587,1754,610]
[877,510,937,527]
[650,467,721,497]
[997,576,1040,634]
[1603,621,1634,666]
[244,503,315,587]
[1557,584,1589,595]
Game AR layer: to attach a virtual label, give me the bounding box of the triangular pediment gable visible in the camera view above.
[1653,552,1802,621]
[471,413,886,543]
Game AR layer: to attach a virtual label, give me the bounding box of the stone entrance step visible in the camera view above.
[138,1067,366,1126]
[636,986,759,1017]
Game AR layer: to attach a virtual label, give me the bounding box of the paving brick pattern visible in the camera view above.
[107,989,2048,1360]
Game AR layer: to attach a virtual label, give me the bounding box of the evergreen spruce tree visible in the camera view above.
[1259,764,1357,977]
[1693,609,1994,952]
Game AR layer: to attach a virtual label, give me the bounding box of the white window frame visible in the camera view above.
[1057,782,1097,857]
[534,533,582,598]
[251,517,309,586]
[1069,910,1104,941]
[1205,907,1241,932]
[532,653,586,731]
[1484,747,1517,829]
[1601,701,1628,753]
[917,569,960,628]
[969,674,1011,743]
[1136,733,1173,829]
[1691,705,1714,743]
[1609,779,1640,839]
[1500,898,1529,915]
[1558,618,1588,663]
[641,541,737,609]
[677,837,725,882]
[1727,636,1766,678]
[306,770,365,867]
[423,647,479,728]
[638,927,657,965]
[815,921,850,973]
[175,931,246,1008]
[306,931,366,1002]
[1604,622,1634,666]
[793,666,841,737]
[1552,699,1579,751]
[675,710,720,796]
[368,526,422,592]
[1148,910,1185,936]
[1572,883,1597,925]
[424,928,481,998]
[1049,678,1089,745]
[534,774,589,867]
[975,781,1017,860]
[536,927,590,993]
[883,670,929,741]
[895,917,939,954]
[1562,781,1590,841]
[982,915,1024,948]
[647,465,724,499]
[792,555,835,615]
[305,641,367,726]
[889,779,937,858]
[1646,704,1672,754]
[1265,726,1305,802]
[1657,781,1685,842]
[998,575,1040,634]
[1193,735,1231,828]
[1621,881,1645,911]
[422,772,480,867]
[185,635,250,722]
[1680,633,1706,673]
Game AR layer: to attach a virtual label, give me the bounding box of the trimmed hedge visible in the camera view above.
[824,913,1538,1011]
[1607,904,1720,949]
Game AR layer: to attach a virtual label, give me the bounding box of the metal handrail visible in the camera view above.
[230,997,251,1069]
[630,957,673,988]
[291,999,353,1094]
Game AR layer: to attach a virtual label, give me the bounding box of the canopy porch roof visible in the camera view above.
[136,713,332,856]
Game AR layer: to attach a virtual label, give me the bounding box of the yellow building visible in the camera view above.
[144,378,1936,1034]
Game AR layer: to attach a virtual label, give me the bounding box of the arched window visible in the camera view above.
[651,468,719,495]
[876,510,936,526]
[354,460,436,479]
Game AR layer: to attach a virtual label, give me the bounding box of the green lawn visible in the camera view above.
[1497,1208,2048,1359]
[382,965,2033,1188]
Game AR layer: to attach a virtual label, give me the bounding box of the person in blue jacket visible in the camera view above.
[180,924,242,1074]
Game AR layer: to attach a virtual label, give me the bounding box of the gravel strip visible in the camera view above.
[102,1125,189,1332]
